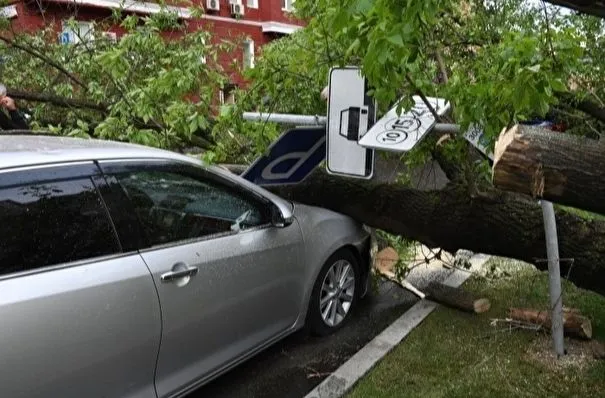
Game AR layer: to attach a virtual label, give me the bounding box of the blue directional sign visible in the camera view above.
[241,127,326,186]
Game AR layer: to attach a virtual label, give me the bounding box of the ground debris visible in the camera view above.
[525,336,596,371]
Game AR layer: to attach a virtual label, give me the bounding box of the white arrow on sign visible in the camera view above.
[358,96,450,152]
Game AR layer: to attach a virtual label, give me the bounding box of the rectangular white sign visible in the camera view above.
[326,67,375,179]
[463,124,494,160]
[358,96,450,152]
[0,5,17,19]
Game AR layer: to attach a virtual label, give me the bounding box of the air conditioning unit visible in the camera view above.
[206,0,220,11]
[102,31,117,43]
[230,2,244,16]
[228,0,240,4]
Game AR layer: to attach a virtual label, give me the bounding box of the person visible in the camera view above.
[0,95,29,130]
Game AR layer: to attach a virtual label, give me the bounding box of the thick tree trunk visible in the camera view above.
[425,282,491,313]
[508,307,593,339]
[264,170,605,296]
[545,0,605,18]
[493,125,605,215]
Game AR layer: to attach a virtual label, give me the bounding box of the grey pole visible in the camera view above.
[242,112,327,126]
[242,112,460,134]
[541,200,565,357]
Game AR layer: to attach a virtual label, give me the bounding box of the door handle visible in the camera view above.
[161,266,199,282]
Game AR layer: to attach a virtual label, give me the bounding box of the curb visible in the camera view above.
[303,253,491,398]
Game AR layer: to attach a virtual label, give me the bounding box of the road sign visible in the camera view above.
[358,96,450,152]
[463,124,494,160]
[241,127,326,186]
[326,67,375,179]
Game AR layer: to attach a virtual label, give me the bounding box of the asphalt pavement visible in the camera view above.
[189,247,461,398]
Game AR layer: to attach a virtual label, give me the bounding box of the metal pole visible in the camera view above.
[243,112,327,126]
[242,112,460,133]
[541,200,565,357]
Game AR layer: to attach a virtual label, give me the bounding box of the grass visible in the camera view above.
[347,258,605,398]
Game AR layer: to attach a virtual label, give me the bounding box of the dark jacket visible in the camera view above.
[0,109,29,130]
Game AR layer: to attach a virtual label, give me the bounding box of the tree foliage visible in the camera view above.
[214,0,605,182]
[1,5,233,149]
[1,0,604,177]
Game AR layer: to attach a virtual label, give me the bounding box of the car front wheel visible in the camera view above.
[307,248,361,336]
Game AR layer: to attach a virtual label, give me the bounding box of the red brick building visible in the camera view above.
[1,0,304,95]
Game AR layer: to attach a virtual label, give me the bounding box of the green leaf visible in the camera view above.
[386,33,404,47]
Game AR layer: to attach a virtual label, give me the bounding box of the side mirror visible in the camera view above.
[271,205,293,228]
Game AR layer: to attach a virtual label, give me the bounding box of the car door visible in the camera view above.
[0,162,161,398]
[99,159,306,397]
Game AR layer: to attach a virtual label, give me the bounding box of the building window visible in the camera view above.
[281,0,294,11]
[243,39,254,69]
[220,84,237,105]
[60,21,94,44]
[246,0,258,8]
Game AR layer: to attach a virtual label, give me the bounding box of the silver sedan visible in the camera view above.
[0,135,371,398]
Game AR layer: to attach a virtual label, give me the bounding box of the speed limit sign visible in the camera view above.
[358,96,450,152]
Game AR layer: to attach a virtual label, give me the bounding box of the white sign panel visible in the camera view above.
[326,67,375,179]
[463,124,494,160]
[358,96,450,152]
[0,5,17,19]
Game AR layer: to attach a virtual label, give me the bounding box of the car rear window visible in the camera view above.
[0,177,121,276]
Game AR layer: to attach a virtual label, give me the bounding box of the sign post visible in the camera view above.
[541,200,565,357]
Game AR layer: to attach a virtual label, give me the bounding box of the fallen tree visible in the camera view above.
[493,125,605,215]
[508,307,593,339]
[256,169,605,296]
[545,0,605,18]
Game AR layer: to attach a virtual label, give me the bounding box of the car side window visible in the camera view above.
[0,178,121,277]
[113,170,271,246]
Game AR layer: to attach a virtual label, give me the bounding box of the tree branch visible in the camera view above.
[7,89,108,111]
[572,96,605,123]
[0,35,87,90]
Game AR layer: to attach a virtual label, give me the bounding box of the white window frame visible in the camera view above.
[60,20,95,45]
[200,36,207,64]
[242,39,255,69]
[281,0,294,12]
[246,0,258,9]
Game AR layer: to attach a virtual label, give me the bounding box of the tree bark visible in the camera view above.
[7,89,108,112]
[262,169,605,296]
[508,307,593,339]
[492,125,605,215]
[425,282,491,313]
[544,1,605,18]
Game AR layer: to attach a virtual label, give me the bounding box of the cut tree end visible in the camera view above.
[473,298,491,313]
[493,125,517,166]
[580,317,593,340]
[374,246,399,274]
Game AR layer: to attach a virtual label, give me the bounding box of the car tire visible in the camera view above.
[306,248,361,336]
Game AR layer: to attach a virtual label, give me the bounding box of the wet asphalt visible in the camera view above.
[187,281,419,398]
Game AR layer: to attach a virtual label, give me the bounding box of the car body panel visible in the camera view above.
[141,224,305,397]
[0,255,162,398]
[289,204,371,328]
[0,135,371,398]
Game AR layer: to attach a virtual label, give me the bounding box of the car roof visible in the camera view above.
[0,135,201,170]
